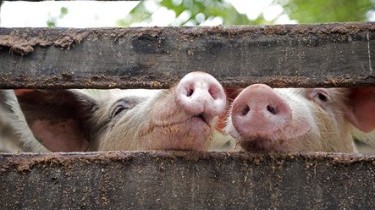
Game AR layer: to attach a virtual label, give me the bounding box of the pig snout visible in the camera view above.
[175,72,226,124]
[231,84,292,139]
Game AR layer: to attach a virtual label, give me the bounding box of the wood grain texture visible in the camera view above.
[1,23,375,88]
[0,151,374,209]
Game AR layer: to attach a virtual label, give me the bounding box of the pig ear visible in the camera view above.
[15,89,97,152]
[344,87,375,132]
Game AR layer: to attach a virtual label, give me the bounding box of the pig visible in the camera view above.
[13,72,226,152]
[224,84,375,153]
[0,90,48,152]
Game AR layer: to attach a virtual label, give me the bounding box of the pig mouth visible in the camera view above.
[138,112,213,151]
[168,113,211,132]
[144,113,211,135]
[191,114,210,126]
[238,137,286,153]
[166,114,210,127]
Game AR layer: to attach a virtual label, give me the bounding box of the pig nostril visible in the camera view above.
[208,87,218,100]
[208,88,215,99]
[187,88,194,97]
[241,105,250,116]
[267,105,278,115]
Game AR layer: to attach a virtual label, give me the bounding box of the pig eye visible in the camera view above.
[112,105,126,118]
[318,93,328,102]
[308,88,330,105]
[110,99,137,118]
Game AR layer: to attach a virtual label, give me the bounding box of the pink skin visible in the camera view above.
[134,72,227,151]
[175,72,226,124]
[228,84,311,152]
[231,84,293,138]
[226,84,375,153]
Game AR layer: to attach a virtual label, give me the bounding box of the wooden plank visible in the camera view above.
[1,23,375,88]
[0,152,374,209]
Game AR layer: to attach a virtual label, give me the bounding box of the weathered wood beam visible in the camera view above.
[1,23,375,88]
[0,152,374,209]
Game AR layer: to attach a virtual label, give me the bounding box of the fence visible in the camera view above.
[0,21,375,209]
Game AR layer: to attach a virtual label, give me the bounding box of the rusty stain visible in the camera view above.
[54,31,89,49]
[61,72,74,81]
[0,30,90,55]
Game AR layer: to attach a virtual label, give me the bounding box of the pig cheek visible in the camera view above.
[146,90,180,123]
[272,93,315,140]
[282,114,313,139]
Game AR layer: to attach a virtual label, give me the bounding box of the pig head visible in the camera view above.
[15,72,227,152]
[224,85,375,153]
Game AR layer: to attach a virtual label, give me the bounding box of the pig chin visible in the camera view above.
[139,115,213,151]
[230,124,315,153]
[238,137,288,153]
[237,136,301,153]
[237,129,324,153]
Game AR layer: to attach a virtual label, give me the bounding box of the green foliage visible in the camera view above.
[159,0,253,25]
[119,0,374,27]
[47,19,56,28]
[47,7,69,28]
[118,0,264,27]
[116,3,152,26]
[279,0,373,23]
[60,7,68,16]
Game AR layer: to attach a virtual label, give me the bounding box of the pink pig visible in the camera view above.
[225,85,375,152]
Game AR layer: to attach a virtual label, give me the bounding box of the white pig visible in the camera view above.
[224,84,375,153]
[14,72,226,152]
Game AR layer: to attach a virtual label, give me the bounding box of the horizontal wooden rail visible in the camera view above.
[0,151,374,209]
[1,23,375,88]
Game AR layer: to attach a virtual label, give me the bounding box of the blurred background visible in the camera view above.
[0,0,374,28]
